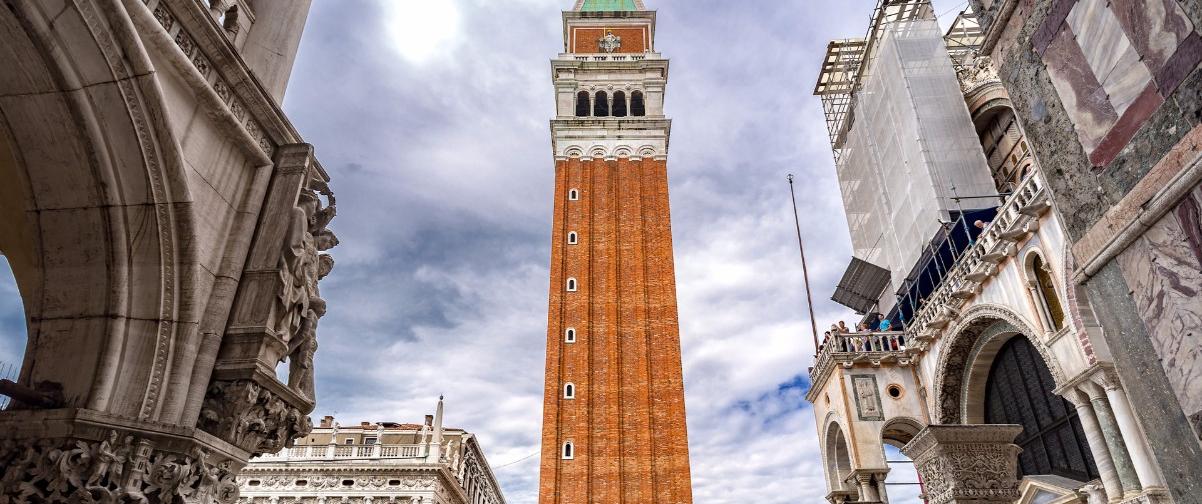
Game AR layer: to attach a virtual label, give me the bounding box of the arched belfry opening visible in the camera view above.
[594,91,610,117]
[576,91,591,117]
[612,91,628,117]
[631,91,646,116]
[825,422,854,493]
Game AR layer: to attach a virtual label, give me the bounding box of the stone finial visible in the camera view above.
[901,424,1023,504]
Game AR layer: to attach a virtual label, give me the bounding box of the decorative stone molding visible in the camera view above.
[931,304,1062,424]
[0,430,240,504]
[144,0,276,157]
[901,424,1023,504]
[198,380,313,457]
[953,53,1001,95]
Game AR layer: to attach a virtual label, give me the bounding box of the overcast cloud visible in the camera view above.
[0,1,970,502]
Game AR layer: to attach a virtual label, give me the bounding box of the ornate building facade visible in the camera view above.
[236,399,505,504]
[538,1,693,503]
[809,2,1178,503]
[0,1,336,502]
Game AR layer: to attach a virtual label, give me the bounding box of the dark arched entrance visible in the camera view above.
[985,336,1099,481]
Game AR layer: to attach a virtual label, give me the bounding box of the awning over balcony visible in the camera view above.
[832,257,892,314]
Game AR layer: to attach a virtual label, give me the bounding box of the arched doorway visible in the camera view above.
[881,417,925,503]
[985,336,1098,481]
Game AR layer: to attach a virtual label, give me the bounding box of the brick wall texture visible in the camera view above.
[538,156,694,504]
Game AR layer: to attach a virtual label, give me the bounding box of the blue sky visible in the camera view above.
[0,1,971,502]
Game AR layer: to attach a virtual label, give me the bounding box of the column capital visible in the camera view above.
[902,424,1023,504]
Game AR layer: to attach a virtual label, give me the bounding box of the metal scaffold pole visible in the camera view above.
[787,174,821,355]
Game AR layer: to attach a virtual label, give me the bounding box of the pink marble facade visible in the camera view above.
[1038,0,1201,167]
[1117,186,1202,438]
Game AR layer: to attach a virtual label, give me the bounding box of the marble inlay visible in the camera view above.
[1040,0,1199,167]
[1116,188,1202,422]
[1044,28,1118,151]
[852,375,884,421]
[1109,0,1194,71]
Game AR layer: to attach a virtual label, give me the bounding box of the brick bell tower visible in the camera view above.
[538,1,693,503]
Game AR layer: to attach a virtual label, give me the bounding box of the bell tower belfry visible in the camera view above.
[538,1,693,504]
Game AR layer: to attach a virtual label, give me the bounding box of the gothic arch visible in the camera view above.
[931,304,1065,424]
[0,1,198,420]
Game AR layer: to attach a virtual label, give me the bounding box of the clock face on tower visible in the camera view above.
[598,30,621,53]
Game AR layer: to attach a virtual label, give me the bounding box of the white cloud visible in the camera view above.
[380,0,464,64]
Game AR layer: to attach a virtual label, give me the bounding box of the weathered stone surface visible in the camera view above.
[901,424,1023,504]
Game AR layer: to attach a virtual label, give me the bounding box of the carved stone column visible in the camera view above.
[1082,381,1141,498]
[901,424,1022,504]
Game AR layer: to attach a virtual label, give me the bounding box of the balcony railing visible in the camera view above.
[906,172,1050,342]
[253,443,426,463]
[559,52,661,62]
[809,331,912,386]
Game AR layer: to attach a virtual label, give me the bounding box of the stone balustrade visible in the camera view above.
[563,52,660,62]
[809,331,913,388]
[255,444,429,463]
[907,173,1051,345]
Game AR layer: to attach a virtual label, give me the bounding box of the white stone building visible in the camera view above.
[237,399,506,504]
[809,2,1173,503]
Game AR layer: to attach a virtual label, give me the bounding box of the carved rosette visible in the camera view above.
[0,431,239,504]
[198,380,313,457]
[901,425,1023,504]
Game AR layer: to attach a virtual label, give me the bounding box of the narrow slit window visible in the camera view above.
[562,442,574,459]
[594,91,610,117]
[568,232,578,245]
[564,383,576,399]
[565,328,577,343]
[575,91,590,117]
[566,278,578,292]
[568,189,580,200]
[631,91,646,116]
[613,91,628,117]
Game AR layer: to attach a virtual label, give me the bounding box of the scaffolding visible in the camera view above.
[817,0,997,312]
[944,6,985,71]
[813,0,932,163]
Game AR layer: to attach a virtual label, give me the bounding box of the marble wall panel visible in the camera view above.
[1116,187,1202,428]
[1044,29,1118,151]
[1109,0,1194,72]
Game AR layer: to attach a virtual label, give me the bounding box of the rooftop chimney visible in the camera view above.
[320,415,334,428]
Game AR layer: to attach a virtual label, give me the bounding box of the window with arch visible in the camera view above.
[567,232,578,245]
[562,441,574,459]
[566,277,578,292]
[631,91,646,117]
[1030,254,1066,332]
[985,336,1098,481]
[568,188,580,201]
[594,91,609,117]
[563,382,576,399]
[612,91,628,117]
[565,327,577,343]
[575,91,590,117]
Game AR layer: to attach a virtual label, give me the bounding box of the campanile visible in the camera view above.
[539,1,693,503]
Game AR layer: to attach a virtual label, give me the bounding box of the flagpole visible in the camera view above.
[787,174,821,355]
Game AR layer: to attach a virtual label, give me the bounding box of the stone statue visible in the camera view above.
[86,431,121,487]
[287,296,324,401]
[1081,483,1106,504]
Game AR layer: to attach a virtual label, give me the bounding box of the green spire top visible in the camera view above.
[575,0,644,11]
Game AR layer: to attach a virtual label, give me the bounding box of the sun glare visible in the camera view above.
[380,0,463,64]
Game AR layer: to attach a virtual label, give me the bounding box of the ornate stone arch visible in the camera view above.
[880,416,926,449]
[0,0,199,420]
[587,145,608,160]
[612,146,633,159]
[822,414,854,491]
[637,145,657,158]
[563,146,585,159]
[931,304,1065,424]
